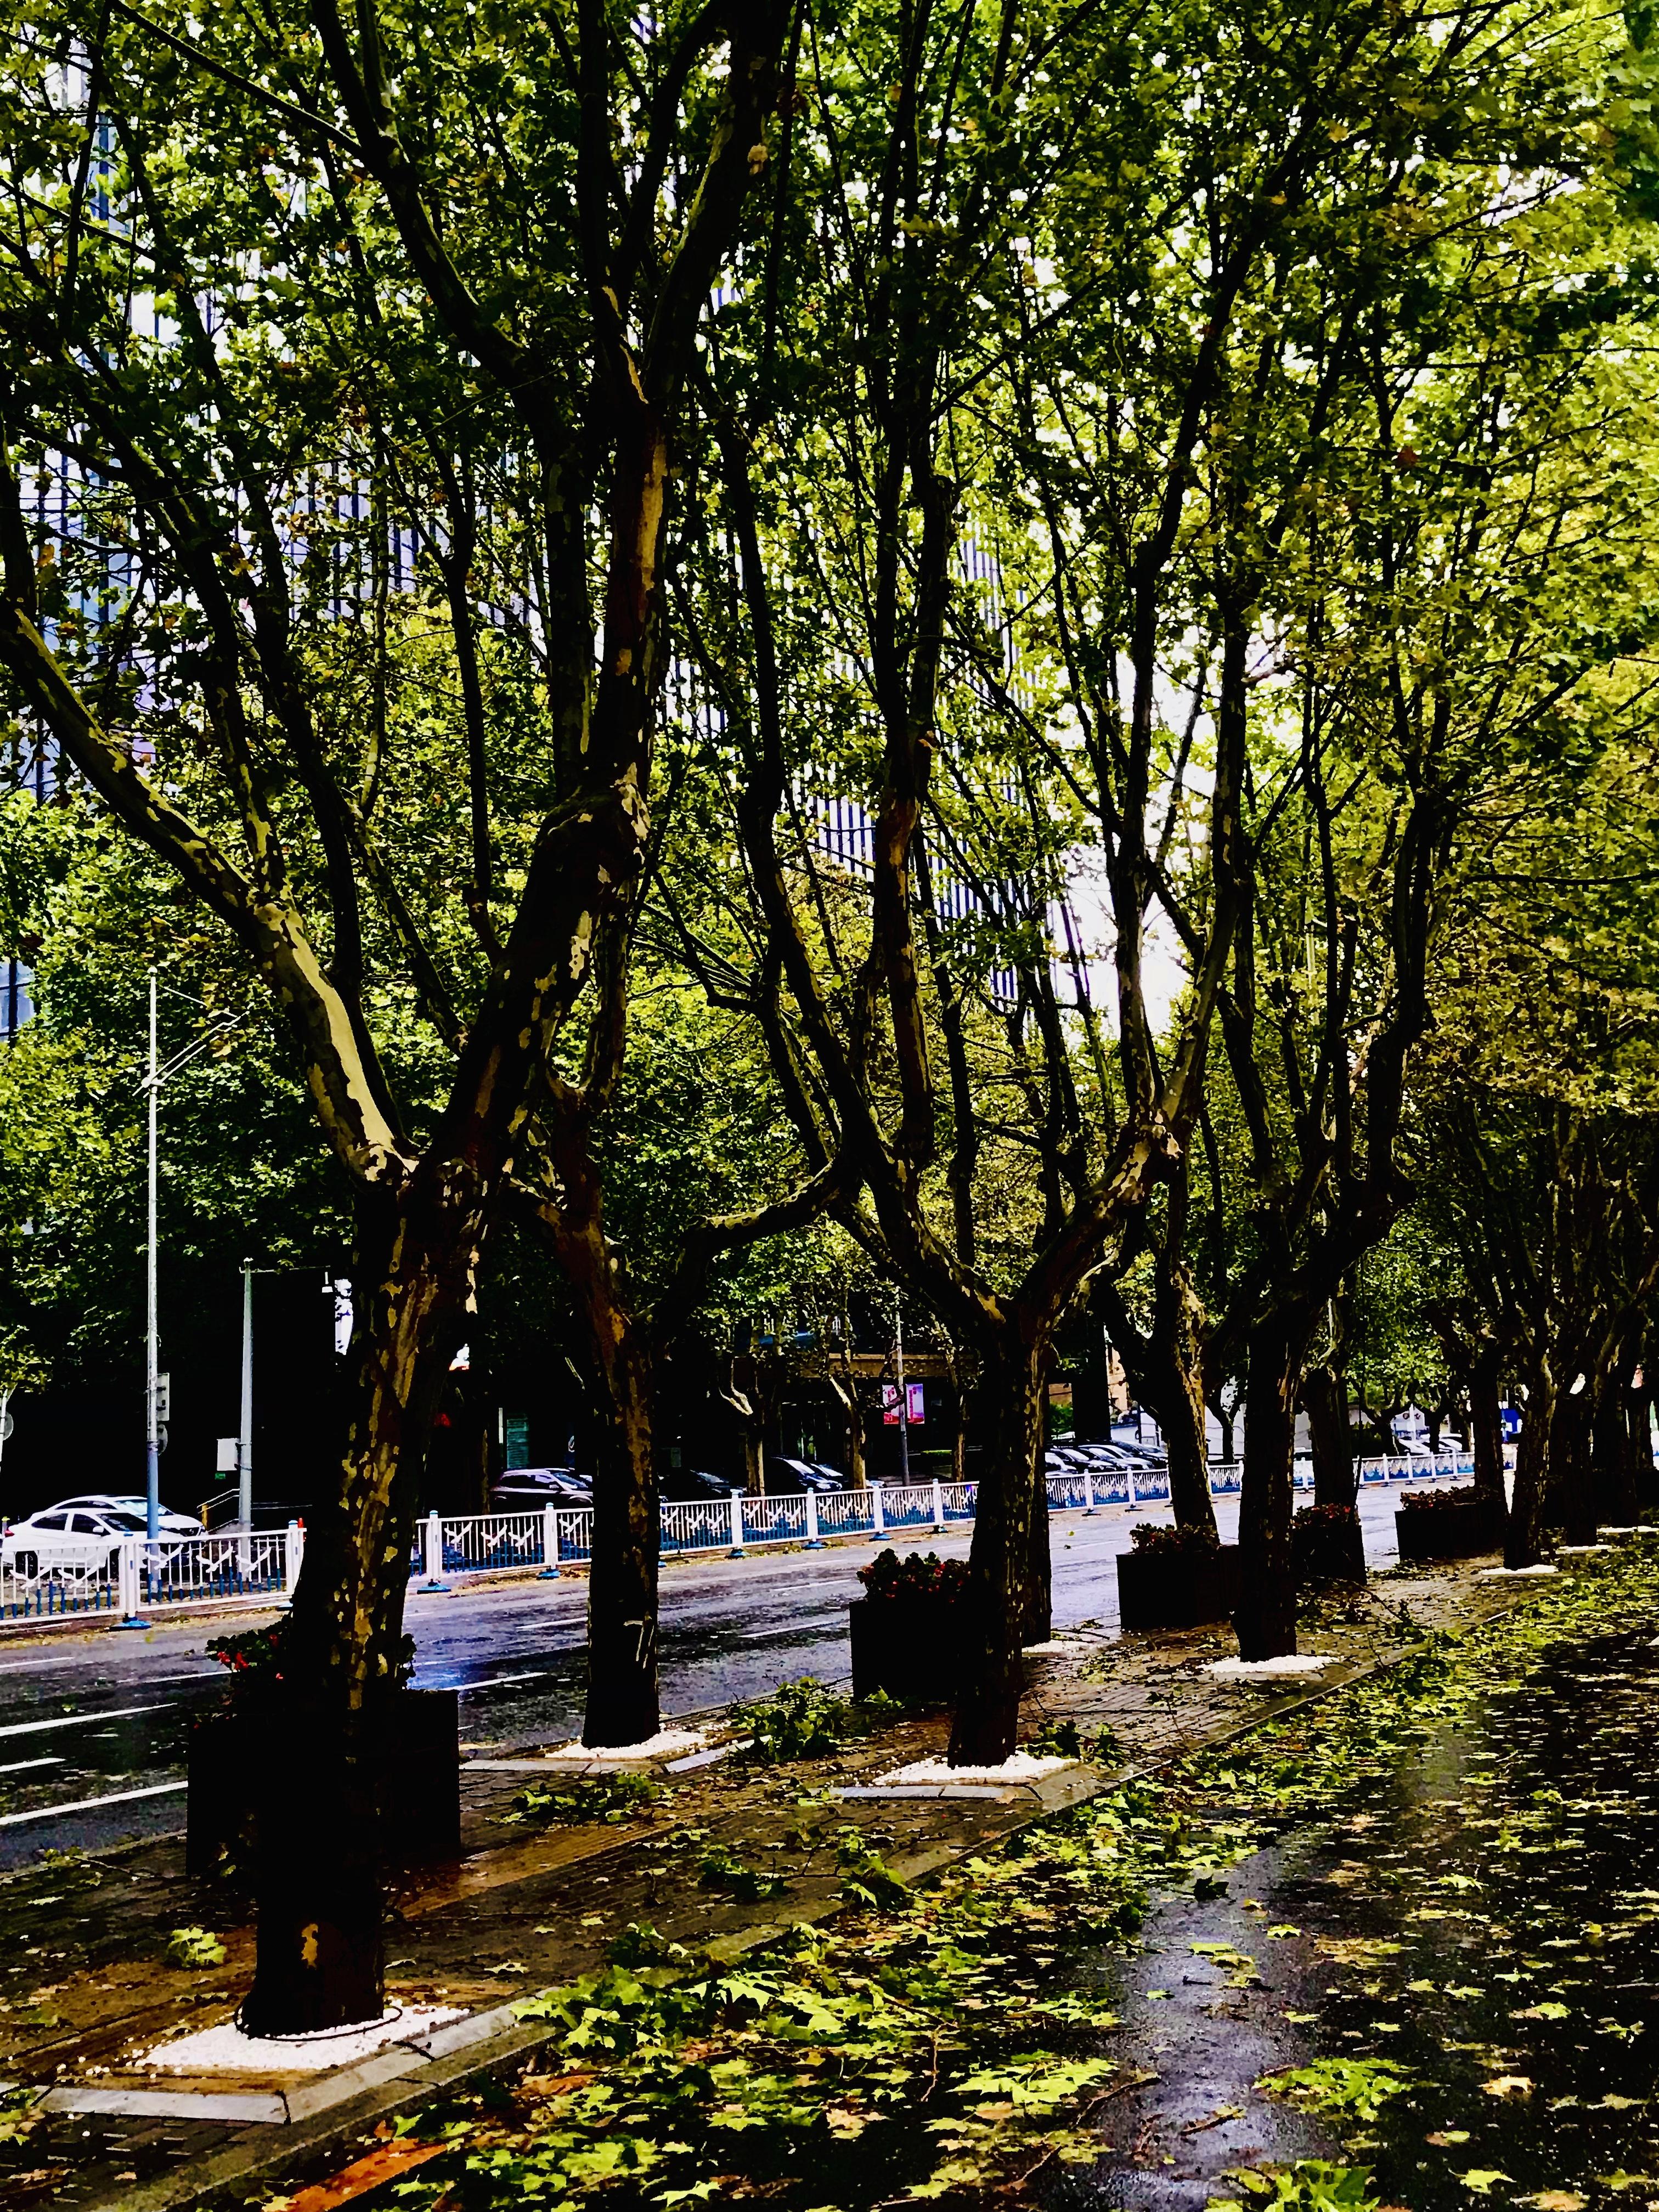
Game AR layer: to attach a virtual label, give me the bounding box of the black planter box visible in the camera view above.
[1395,1493,1503,1564]
[188,1687,460,1881]
[1116,1543,1240,1632]
[849,1595,966,1702]
[1293,1512,1367,1585]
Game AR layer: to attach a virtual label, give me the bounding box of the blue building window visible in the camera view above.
[2,960,33,1042]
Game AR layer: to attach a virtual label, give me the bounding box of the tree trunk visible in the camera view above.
[1552,1383,1595,1544]
[828,1367,866,1488]
[259,1187,474,2031]
[1469,1348,1508,1521]
[1594,1373,1638,1527]
[1305,1363,1354,1509]
[1235,1319,1299,1659]
[1506,1363,1555,1567]
[1097,1259,1217,1537]
[1159,1264,1220,1537]
[242,1699,385,2036]
[1212,1397,1237,1465]
[1024,1443,1053,1646]
[573,1273,660,1751]
[950,1339,1045,1765]
[1628,1377,1656,1509]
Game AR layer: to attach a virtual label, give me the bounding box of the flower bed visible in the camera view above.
[1116,1522,1239,1632]
[849,1548,969,1701]
[1294,1502,1367,1584]
[1395,1486,1504,1564]
[187,1626,459,1880]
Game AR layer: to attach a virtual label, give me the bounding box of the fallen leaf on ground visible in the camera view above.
[1484,2076,1533,2098]
[1458,2171,1513,2194]
[282,2141,447,2212]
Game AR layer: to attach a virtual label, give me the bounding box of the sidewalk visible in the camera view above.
[0,1551,1543,2212]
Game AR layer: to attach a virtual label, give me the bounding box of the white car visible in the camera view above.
[1,1496,197,1579]
[53,1493,202,1536]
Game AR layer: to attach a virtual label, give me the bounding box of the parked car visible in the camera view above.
[52,1492,203,1534]
[487,1468,594,1509]
[1,1497,195,1579]
[662,1468,744,1502]
[772,1458,848,1492]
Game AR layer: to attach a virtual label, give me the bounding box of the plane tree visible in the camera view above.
[0,0,790,2030]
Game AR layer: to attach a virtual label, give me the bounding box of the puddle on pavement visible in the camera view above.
[1046,1620,1659,2209]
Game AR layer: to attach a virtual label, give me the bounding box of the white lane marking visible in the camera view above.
[0,1658,213,1681]
[455,1670,552,1691]
[0,1756,64,1776]
[0,1780,187,1827]
[0,1703,171,1741]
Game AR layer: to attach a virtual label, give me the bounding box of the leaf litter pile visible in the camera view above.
[330,1549,1659,2210]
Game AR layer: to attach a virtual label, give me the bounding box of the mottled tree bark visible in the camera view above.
[1593,1372,1639,1528]
[1506,1363,1555,1568]
[951,1342,1046,1764]
[1236,1318,1300,1659]
[1305,1363,1355,1509]
[1553,1384,1596,1544]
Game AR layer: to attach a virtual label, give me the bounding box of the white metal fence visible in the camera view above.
[0,1455,1479,1621]
[413,1454,1476,1583]
[0,1525,303,1624]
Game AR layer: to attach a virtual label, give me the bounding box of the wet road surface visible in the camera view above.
[0,1485,1432,1866]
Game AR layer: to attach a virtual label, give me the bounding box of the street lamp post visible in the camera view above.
[239,1258,255,1532]
[894,1294,911,1488]
[141,967,245,1547]
[145,969,160,1542]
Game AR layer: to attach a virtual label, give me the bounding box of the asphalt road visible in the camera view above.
[0,1483,1434,1867]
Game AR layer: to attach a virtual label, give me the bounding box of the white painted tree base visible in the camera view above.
[878,1753,1075,1786]
[1475,1564,1559,1579]
[1204,1654,1338,1680]
[1559,1544,1612,1557]
[145,2002,465,2074]
[535,1728,708,1763]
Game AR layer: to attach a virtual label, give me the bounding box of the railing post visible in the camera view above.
[728,1487,746,1557]
[1083,1465,1096,1516]
[115,1535,148,1628]
[538,1502,561,1578]
[930,1477,945,1533]
[283,1520,303,1599]
[871,1481,885,1538]
[805,1490,823,1548]
[421,1509,451,1592]
[1126,1459,1138,1512]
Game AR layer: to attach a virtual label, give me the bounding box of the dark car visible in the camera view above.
[772,1457,848,1492]
[488,1467,594,1509]
[661,1467,744,1502]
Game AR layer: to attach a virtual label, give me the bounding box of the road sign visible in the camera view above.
[215,1436,239,1474]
